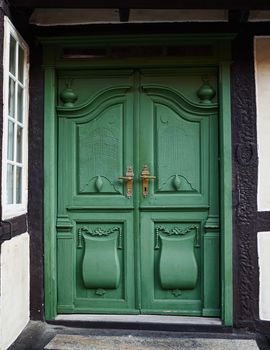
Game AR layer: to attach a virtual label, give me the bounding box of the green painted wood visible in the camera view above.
[44,67,58,320]
[219,62,233,325]
[82,231,121,289]
[140,211,205,315]
[60,211,136,313]
[57,235,74,310]
[56,72,136,313]
[54,69,219,316]
[202,230,220,317]
[43,34,233,324]
[159,233,198,289]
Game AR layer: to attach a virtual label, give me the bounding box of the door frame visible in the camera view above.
[41,33,233,325]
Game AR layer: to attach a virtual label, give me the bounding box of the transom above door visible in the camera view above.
[56,68,220,316]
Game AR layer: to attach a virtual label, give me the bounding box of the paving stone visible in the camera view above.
[44,334,259,350]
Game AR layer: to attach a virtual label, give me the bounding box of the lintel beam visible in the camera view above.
[8,0,270,10]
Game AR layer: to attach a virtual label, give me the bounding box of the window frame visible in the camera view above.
[2,17,29,219]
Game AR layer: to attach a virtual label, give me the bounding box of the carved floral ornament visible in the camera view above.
[77,226,122,249]
[155,224,200,249]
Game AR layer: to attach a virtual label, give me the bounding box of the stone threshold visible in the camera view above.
[55,314,222,325]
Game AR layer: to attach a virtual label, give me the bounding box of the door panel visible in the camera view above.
[139,75,214,208]
[57,211,136,314]
[140,212,204,315]
[56,68,220,316]
[77,104,126,196]
[58,75,134,210]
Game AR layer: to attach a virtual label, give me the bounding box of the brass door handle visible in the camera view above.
[119,166,134,198]
[140,165,156,198]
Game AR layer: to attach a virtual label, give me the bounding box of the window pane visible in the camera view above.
[8,77,16,118]
[16,166,22,204]
[7,163,14,204]
[7,120,14,161]
[18,45,24,83]
[17,126,23,163]
[17,85,23,122]
[9,35,16,75]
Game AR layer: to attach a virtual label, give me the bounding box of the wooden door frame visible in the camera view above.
[42,33,233,325]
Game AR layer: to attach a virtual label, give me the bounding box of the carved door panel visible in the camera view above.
[56,72,137,314]
[56,69,220,316]
[139,71,220,316]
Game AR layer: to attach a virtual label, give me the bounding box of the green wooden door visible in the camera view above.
[56,68,220,316]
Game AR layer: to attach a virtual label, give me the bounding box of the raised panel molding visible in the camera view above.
[203,215,220,316]
[156,103,201,193]
[57,86,131,118]
[58,81,134,210]
[77,104,124,195]
[78,224,122,291]
[56,212,136,314]
[155,224,199,291]
[56,215,73,232]
[142,85,218,115]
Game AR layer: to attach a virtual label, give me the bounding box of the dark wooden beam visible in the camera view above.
[119,8,129,22]
[229,9,250,23]
[8,0,270,10]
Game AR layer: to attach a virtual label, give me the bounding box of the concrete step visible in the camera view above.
[44,334,259,350]
[9,321,268,350]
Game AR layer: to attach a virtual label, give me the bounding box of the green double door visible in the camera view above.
[56,68,220,316]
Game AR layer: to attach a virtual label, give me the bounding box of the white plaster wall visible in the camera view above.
[0,233,30,350]
[258,232,270,320]
[254,37,270,211]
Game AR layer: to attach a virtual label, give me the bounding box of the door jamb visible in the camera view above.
[42,34,233,325]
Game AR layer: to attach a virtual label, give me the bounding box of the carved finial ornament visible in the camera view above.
[60,79,78,107]
[197,78,216,104]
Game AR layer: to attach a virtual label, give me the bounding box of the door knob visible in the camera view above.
[140,165,156,198]
[119,166,134,198]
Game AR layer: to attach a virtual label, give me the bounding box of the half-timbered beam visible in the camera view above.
[8,0,270,10]
[228,9,250,23]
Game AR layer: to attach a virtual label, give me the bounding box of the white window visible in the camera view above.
[2,17,29,219]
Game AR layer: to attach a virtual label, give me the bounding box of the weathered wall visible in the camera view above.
[0,4,31,349]
[255,37,270,212]
[0,233,30,350]
[258,232,270,320]
[28,40,44,321]
[231,31,259,330]
[254,36,270,322]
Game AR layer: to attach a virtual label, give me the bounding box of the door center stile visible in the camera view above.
[132,70,143,311]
